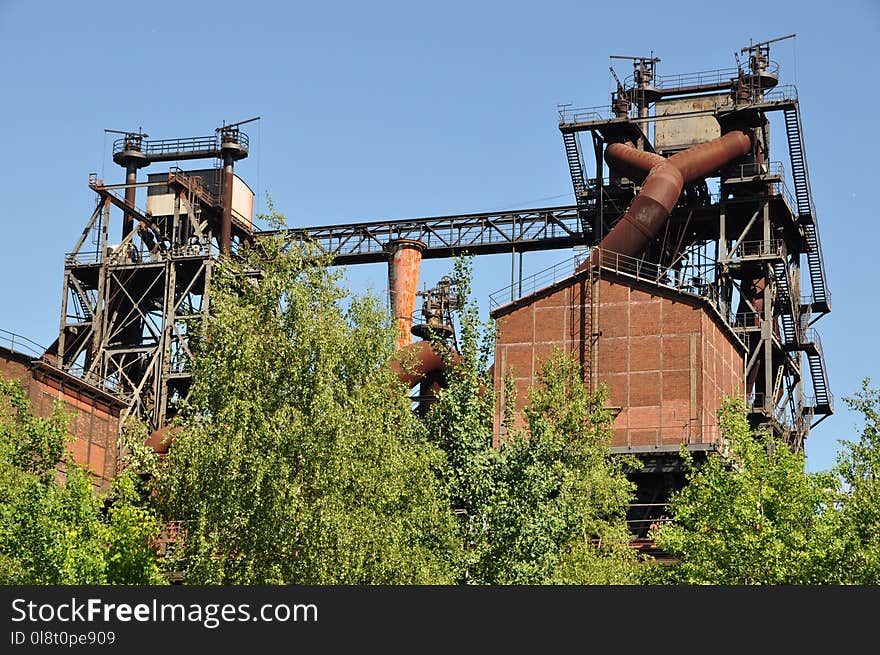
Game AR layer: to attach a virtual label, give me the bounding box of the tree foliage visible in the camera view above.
[0,378,165,584]
[652,397,843,584]
[138,211,460,584]
[836,378,880,583]
[425,258,639,584]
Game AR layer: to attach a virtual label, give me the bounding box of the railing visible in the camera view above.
[113,132,248,159]
[65,249,103,265]
[732,311,762,329]
[614,423,725,449]
[732,239,783,259]
[558,104,618,125]
[559,82,797,127]
[0,332,133,402]
[167,167,221,208]
[219,130,249,150]
[626,503,671,534]
[489,252,587,310]
[728,160,785,180]
[723,161,797,213]
[802,391,834,410]
[489,248,718,312]
[58,362,131,400]
[757,84,798,104]
[652,66,742,91]
[0,329,46,358]
[749,392,768,412]
[803,327,823,351]
[66,236,219,267]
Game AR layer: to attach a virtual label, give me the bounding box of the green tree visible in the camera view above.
[141,210,460,584]
[835,378,880,583]
[652,398,843,584]
[0,378,165,584]
[425,258,638,584]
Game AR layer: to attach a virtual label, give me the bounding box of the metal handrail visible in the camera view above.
[0,329,133,402]
[758,84,798,103]
[732,239,783,259]
[803,327,823,350]
[652,66,741,90]
[489,247,718,312]
[112,132,249,158]
[559,83,797,127]
[558,104,618,124]
[728,160,785,180]
[489,253,586,309]
[732,311,761,329]
[0,329,47,358]
[167,167,221,207]
[614,423,726,448]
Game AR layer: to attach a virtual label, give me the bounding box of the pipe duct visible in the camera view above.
[584,129,753,269]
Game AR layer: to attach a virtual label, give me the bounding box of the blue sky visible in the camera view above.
[1,0,877,472]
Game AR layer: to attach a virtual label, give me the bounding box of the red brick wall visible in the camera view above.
[493,272,744,448]
[1,349,120,491]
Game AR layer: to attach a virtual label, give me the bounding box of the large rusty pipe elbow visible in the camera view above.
[584,129,753,269]
[592,162,683,265]
[389,339,461,388]
[604,141,664,183]
[668,130,753,183]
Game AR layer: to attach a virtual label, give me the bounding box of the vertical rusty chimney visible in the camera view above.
[220,152,234,255]
[218,126,249,255]
[123,164,138,238]
[387,239,426,350]
[112,132,148,240]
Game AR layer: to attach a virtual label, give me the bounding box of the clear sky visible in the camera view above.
[1,0,877,473]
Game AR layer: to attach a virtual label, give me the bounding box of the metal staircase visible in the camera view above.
[773,261,798,347]
[782,103,833,417]
[784,105,830,314]
[562,132,591,219]
[803,328,833,415]
[71,285,93,321]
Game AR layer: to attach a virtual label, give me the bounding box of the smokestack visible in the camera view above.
[387,239,425,350]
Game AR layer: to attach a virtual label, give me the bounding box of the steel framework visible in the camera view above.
[47,41,831,450]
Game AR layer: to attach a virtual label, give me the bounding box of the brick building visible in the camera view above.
[1,338,125,492]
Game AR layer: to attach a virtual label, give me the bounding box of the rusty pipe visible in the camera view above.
[387,239,425,351]
[668,130,753,184]
[584,129,753,269]
[220,154,234,255]
[389,339,461,387]
[604,141,664,183]
[123,164,138,239]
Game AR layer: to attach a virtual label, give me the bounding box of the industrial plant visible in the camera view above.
[0,35,831,544]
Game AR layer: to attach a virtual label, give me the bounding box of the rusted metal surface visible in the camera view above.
[604,140,663,182]
[145,424,179,454]
[389,339,460,388]
[387,239,425,350]
[220,157,234,255]
[669,129,752,183]
[587,129,753,269]
[123,166,138,238]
